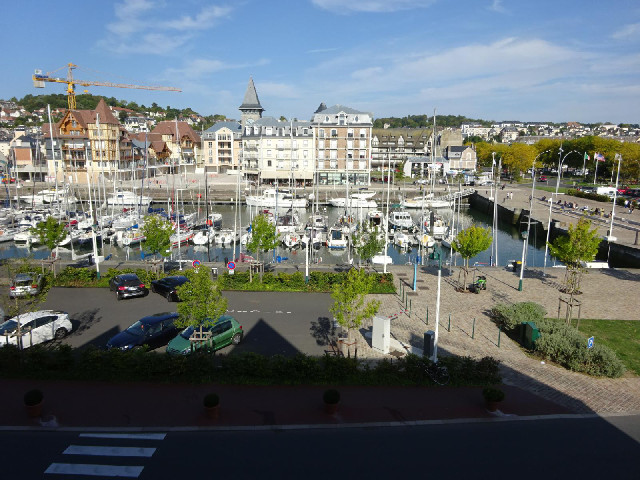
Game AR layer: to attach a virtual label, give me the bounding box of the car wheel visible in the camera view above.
[167,292,173,302]
[232,333,242,345]
[54,327,68,340]
[116,292,122,301]
[151,285,156,293]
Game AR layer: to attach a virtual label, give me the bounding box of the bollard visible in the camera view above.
[448,314,451,332]
[472,318,475,339]
[426,306,429,325]
[409,298,412,315]
[498,326,502,348]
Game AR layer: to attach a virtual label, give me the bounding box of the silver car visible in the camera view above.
[9,272,44,298]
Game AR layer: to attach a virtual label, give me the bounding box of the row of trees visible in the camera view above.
[472,137,640,182]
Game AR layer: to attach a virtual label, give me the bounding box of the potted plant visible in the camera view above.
[482,386,505,412]
[24,389,44,418]
[323,388,340,415]
[203,393,220,419]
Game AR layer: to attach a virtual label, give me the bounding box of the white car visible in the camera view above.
[0,310,71,349]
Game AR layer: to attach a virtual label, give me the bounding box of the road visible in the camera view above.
[2,415,639,479]
[41,287,334,356]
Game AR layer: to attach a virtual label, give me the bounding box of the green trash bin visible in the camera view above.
[521,321,541,349]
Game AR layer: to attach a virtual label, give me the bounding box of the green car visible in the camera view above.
[166,315,243,355]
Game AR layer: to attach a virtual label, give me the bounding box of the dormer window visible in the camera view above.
[325,116,329,122]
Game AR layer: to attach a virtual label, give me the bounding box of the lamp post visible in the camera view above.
[518,150,549,291]
[542,149,578,276]
[606,154,623,265]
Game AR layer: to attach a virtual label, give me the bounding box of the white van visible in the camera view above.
[596,187,617,198]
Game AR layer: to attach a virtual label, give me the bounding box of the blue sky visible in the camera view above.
[3,0,640,123]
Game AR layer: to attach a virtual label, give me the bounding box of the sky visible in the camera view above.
[3,0,640,124]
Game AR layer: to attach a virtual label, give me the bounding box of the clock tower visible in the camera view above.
[239,77,264,129]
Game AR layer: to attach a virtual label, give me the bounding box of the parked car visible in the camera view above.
[107,312,180,351]
[108,273,149,301]
[538,175,548,182]
[150,276,189,302]
[9,272,44,298]
[0,310,71,349]
[166,315,243,355]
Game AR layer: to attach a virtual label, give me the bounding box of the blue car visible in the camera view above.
[107,312,179,351]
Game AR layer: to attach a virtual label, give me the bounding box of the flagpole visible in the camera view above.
[594,155,598,185]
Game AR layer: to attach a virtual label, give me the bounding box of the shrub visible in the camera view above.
[323,388,340,404]
[535,319,625,378]
[24,389,43,406]
[482,386,505,402]
[491,302,546,331]
[203,393,219,408]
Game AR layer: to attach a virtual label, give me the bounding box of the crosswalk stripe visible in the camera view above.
[45,463,144,477]
[64,445,156,457]
[79,433,166,440]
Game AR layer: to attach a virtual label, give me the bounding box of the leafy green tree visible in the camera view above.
[353,224,385,267]
[30,217,67,259]
[246,214,279,280]
[141,215,173,258]
[175,267,228,348]
[548,218,601,301]
[452,225,493,291]
[330,267,381,356]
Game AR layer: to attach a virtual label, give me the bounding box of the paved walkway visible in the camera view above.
[357,265,640,416]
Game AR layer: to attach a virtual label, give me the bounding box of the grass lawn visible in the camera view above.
[572,319,640,375]
[536,185,571,194]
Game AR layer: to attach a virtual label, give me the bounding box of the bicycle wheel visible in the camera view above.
[432,366,450,386]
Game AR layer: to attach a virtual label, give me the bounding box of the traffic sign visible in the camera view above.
[192,260,201,268]
[227,261,236,270]
[587,336,594,349]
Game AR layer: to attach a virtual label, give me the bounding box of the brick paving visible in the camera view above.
[353,264,640,415]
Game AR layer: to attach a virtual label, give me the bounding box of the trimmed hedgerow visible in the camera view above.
[534,319,625,378]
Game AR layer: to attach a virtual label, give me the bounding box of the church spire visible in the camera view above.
[239,77,264,128]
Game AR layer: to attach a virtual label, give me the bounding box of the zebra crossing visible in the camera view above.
[44,432,166,478]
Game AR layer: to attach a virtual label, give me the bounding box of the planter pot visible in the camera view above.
[205,405,219,419]
[486,400,500,412]
[324,402,339,415]
[26,401,43,418]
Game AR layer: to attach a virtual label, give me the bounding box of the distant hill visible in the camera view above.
[373,114,493,129]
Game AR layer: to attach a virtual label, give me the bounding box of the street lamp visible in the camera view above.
[606,154,623,264]
[542,148,578,275]
[518,150,550,291]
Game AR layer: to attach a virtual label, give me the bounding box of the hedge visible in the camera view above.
[0,345,500,387]
[490,302,546,331]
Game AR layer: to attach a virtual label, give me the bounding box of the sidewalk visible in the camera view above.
[1,379,572,429]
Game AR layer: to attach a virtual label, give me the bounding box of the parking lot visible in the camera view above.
[40,288,335,356]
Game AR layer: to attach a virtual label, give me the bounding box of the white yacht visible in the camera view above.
[327,225,348,249]
[106,190,152,209]
[329,197,377,209]
[245,189,308,208]
[388,210,415,230]
[402,195,453,209]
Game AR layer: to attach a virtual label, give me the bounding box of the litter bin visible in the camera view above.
[423,330,435,359]
[521,321,541,349]
[514,260,522,272]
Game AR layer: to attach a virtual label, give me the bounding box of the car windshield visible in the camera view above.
[14,279,33,286]
[125,321,145,336]
[0,319,18,335]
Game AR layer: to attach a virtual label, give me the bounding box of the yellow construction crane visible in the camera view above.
[32,63,181,110]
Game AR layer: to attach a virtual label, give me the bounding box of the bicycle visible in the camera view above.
[424,361,450,386]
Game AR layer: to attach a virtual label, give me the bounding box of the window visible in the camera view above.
[330,139,337,149]
[347,140,354,149]
[330,160,337,168]
[208,142,213,148]
[267,140,272,146]
[325,116,329,122]
[331,129,337,137]
[267,150,272,157]
[303,150,308,158]
[359,139,367,148]
[318,161,325,169]
[292,140,298,149]
[360,129,366,138]
[278,160,284,169]
[303,128,308,135]
[319,129,325,138]
[347,129,354,138]
[266,127,272,135]
[303,140,308,147]
[267,160,272,167]
[318,150,325,159]
[303,160,309,167]
[330,150,337,159]
[318,140,325,149]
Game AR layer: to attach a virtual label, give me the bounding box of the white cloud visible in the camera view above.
[100,1,232,55]
[311,0,436,14]
[306,47,340,54]
[161,58,269,82]
[489,0,506,13]
[611,22,640,40]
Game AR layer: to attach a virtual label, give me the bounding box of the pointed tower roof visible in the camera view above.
[92,98,120,125]
[239,77,264,113]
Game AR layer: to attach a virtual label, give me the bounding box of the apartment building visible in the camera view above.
[202,121,242,174]
[147,121,201,173]
[311,104,372,185]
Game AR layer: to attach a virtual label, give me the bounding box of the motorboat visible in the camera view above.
[372,253,393,265]
[275,210,302,235]
[367,210,384,229]
[214,228,239,245]
[106,190,152,209]
[327,224,349,249]
[329,196,377,209]
[170,229,193,247]
[388,210,414,230]
[245,189,308,208]
[192,229,215,246]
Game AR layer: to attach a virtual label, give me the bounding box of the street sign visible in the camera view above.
[192,260,201,268]
[227,261,236,270]
[587,336,594,349]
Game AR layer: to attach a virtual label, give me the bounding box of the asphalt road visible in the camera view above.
[3,415,639,479]
[40,287,334,356]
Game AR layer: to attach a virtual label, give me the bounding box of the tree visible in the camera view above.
[451,225,493,291]
[30,217,67,258]
[141,214,173,259]
[329,267,380,356]
[547,217,600,301]
[175,267,228,349]
[246,214,280,281]
[353,224,385,267]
